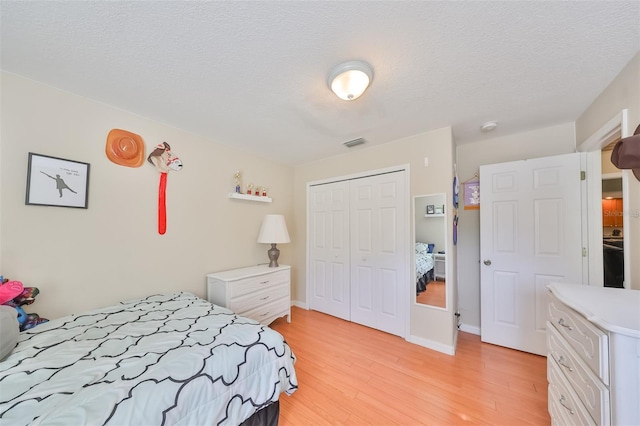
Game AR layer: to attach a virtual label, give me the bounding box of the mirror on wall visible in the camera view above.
[414,194,447,308]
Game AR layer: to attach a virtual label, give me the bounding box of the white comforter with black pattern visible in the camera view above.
[0,292,297,425]
[416,252,434,282]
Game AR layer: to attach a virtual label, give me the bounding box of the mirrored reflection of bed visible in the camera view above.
[416,242,435,294]
[414,193,447,308]
[0,292,298,425]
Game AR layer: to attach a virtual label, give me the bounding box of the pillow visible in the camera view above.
[0,305,19,361]
[415,242,428,255]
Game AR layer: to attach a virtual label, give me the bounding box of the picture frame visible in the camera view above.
[463,179,480,210]
[426,204,435,215]
[26,153,90,209]
[434,205,444,215]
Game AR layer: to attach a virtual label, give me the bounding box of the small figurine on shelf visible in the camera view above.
[246,183,253,195]
[234,170,242,193]
[262,187,268,197]
[255,186,262,196]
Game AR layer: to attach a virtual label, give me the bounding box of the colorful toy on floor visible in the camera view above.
[1,276,48,331]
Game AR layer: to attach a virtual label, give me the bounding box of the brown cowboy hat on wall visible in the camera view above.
[611,124,640,181]
[106,129,145,167]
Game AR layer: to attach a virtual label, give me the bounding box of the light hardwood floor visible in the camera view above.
[416,280,446,308]
[270,307,550,425]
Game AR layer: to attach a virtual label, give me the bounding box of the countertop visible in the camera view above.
[547,282,640,338]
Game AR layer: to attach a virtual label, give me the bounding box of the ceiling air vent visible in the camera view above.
[343,137,366,148]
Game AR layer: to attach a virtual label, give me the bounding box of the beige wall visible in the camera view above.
[455,123,576,330]
[0,72,294,319]
[293,128,459,350]
[576,52,640,290]
[602,149,621,175]
[415,194,446,253]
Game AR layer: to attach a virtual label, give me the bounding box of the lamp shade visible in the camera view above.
[328,60,373,101]
[257,214,290,244]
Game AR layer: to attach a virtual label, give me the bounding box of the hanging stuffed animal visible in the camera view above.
[147,142,183,235]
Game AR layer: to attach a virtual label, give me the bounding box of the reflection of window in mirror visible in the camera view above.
[414,194,447,308]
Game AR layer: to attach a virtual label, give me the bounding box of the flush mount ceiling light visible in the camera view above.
[481,121,498,132]
[328,60,373,101]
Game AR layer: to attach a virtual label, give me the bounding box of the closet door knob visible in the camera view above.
[483,259,492,266]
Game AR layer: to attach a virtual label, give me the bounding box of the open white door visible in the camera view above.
[480,153,583,355]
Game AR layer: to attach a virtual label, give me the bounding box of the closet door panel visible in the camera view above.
[353,265,374,315]
[350,171,406,336]
[380,268,399,317]
[307,169,407,337]
[309,181,350,321]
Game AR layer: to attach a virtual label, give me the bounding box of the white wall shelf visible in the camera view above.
[424,213,445,218]
[228,193,272,203]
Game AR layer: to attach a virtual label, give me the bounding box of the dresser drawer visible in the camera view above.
[548,356,597,426]
[547,293,609,384]
[206,265,291,326]
[547,321,610,424]
[229,282,289,314]
[242,297,290,326]
[227,269,289,298]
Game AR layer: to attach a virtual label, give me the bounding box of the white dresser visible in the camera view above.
[207,264,291,326]
[546,283,640,426]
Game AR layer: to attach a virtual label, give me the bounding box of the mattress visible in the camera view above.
[0,292,297,425]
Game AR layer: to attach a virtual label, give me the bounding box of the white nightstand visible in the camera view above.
[206,264,291,325]
[434,253,446,280]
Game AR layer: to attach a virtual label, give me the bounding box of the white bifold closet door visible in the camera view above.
[308,180,351,321]
[309,170,407,336]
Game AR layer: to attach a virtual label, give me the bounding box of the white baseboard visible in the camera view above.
[406,334,455,356]
[291,300,308,310]
[460,323,480,335]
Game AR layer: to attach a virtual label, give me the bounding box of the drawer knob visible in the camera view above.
[260,280,270,284]
[558,356,574,372]
[559,395,575,415]
[260,312,269,317]
[558,318,573,331]
[260,296,270,301]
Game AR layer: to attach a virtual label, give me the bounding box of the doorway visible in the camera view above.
[578,109,631,288]
[479,152,583,356]
[602,173,624,287]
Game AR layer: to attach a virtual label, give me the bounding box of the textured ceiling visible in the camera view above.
[1,1,639,166]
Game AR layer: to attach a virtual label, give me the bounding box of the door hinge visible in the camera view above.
[582,247,587,257]
[580,171,586,181]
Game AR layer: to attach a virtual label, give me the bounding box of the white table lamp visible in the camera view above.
[257,214,290,267]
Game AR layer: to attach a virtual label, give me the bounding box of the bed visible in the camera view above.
[0,291,298,425]
[415,242,435,294]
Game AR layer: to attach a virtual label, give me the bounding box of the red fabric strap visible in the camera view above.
[158,172,167,235]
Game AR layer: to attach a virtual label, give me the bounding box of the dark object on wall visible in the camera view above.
[25,153,90,209]
[611,124,640,181]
